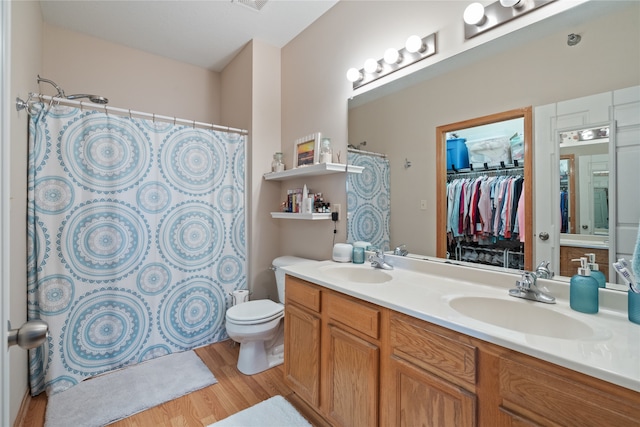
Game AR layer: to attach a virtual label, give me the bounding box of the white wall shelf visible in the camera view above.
[270,212,332,220]
[264,162,364,181]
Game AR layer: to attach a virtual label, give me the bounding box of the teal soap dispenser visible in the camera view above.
[570,257,599,314]
[585,253,606,288]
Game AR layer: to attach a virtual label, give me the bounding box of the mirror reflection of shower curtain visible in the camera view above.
[26,103,246,396]
[347,151,390,251]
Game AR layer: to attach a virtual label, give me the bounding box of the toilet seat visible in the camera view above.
[226,300,284,325]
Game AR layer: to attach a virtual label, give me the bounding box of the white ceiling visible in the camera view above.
[39,0,339,71]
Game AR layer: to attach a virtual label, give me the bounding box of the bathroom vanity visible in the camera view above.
[282,257,639,426]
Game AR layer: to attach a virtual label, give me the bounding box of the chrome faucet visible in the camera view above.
[393,244,408,256]
[509,266,555,304]
[369,250,394,270]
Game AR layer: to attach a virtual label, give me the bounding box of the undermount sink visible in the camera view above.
[320,265,392,284]
[449,296,595,339]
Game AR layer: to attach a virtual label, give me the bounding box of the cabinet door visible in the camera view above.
[325,325,379,427]
[388,356,476,427]
[284,304,321,407]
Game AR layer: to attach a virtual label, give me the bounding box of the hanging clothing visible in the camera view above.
[446,174,524,243]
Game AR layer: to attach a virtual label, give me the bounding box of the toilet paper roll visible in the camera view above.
[232,290,249,306]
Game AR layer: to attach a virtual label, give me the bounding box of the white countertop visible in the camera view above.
[281,256,640,393]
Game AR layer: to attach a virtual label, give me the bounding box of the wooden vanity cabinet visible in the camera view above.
[284,276,382,426]
[497,352,640,426]
[284,276,321,407]
[284,275,640,427]
[323,291,381,427]
[385,312,478,427]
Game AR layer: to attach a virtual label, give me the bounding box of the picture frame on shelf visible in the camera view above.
[293,132,321,168]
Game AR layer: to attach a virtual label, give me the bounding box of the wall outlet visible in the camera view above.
[333,203,341,221]
[420,200,427,210]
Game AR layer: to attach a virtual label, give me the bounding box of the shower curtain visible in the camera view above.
[27,103,246,396]
[347,151,390,251]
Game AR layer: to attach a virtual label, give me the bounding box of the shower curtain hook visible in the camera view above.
[152,113,155,123]
[173,117,176,126]
[104,104,108,116]
[79,101,83,112]
[128,109,132,119]
[192,120,196,129]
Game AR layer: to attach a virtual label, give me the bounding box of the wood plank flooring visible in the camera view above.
[16,340,331,427]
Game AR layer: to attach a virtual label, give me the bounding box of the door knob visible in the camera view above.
[7,320,49,349]
[538,232,549,241]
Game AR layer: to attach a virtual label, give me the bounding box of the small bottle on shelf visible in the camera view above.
[320,138,333,163]
[271,152,284,172]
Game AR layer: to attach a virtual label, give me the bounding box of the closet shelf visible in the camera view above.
[270,212,332,220]
[264,163,364,181]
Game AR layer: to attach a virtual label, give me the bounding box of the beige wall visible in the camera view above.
[221,39,283,300]
[9,2,42,424]
[279,0,639,261]
[41,23,221,123]
[246,41,283,300]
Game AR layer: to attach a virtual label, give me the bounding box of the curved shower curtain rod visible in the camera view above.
[16,92,249,135]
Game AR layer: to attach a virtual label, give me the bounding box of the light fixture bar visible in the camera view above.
[350,33,437,90]
[464,0,556,40]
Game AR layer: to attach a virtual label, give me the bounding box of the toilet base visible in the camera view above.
[236,325,284,375]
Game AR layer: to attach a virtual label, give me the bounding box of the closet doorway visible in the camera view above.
[435,107,533,271]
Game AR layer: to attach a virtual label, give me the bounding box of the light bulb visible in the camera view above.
[405,35,425,53]
[363,58,380,74]
[383,48,401,65]
[346,68,363,83]
[500,0,524,8]
[463,2,486,26]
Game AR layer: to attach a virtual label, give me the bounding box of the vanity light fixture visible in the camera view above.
[463,0,556,39]
[363,58,382,74]
[383,48,402,65]
[346,33,437,90]
[463,3,486,26]
[346,68,363,83]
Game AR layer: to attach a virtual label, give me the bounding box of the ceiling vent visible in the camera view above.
[232,0,269,12]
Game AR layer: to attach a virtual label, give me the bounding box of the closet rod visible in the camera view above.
[17,93,249,135]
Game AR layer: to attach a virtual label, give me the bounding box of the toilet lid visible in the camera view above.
[226,300,284,324]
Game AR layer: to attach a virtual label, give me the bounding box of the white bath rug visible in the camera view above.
[208,395,312,427]
[45,350,217,427]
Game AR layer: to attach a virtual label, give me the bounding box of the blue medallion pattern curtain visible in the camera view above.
[347,151,390,251]
[26,103,246,396]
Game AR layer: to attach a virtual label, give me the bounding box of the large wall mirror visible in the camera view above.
[347,1,639,291]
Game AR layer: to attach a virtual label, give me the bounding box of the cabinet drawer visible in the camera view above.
[285,276,321,313]
[390,313,476,389]
[500,356,640,426]
[326,292,380,339]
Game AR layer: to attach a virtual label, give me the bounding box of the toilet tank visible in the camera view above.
[272,256,316,303]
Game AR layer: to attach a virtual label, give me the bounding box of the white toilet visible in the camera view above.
[225,256,314,375]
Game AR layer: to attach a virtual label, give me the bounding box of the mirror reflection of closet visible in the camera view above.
[436,107,533,271]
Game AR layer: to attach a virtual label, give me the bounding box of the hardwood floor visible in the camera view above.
[17,340,331,427]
